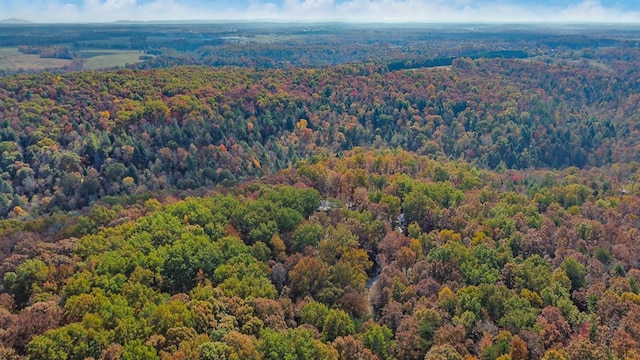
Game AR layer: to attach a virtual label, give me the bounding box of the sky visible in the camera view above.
[2,0,640,23]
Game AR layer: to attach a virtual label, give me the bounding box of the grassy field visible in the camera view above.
[0,48,151,72]
[0,47,70,71]
[525,56,611,71]
[80,50,151,70]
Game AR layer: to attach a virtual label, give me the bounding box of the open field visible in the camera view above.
[80,50,151,70]
[0,48,151,71]
[0,47,70,71]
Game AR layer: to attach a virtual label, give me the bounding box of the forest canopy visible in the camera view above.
[1,24,640,360]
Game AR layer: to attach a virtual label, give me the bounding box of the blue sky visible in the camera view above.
[2,0,640,23]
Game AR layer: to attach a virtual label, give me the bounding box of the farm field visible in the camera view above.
[80,50,151,70]
[0,47,70,71]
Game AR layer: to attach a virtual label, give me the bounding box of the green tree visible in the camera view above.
[27,323,108,360]
[122,340,159,360]
[561,257,587,291]
[292,223,324,251]
[5,259,50,308]
[213,254,276,299]
[258,328,337,360]
[323,309,355,342]
[161,233,219,293]
[276,207,303,232]
[300,300,330,331]
[404,190,438,233]
[363,323,394,360]
[148,299,194,334]
[198,341,232,360]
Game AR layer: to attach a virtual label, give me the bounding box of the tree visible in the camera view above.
[289,257,328,298]
[541,349,569,360]
[198,341,232,360]
[423,344,463,360]
[3,300,64,354]
[213,254,276,299]
[323,309,355,342]
[4,259,50,308]
[224,331,261,360]
[561,257,587,291]
[148,299,194,334]
[565,338,608,360]
[293,223,324,252]
[363,323,395,360]
[122,340,159,360]
[258,328,338,360]
[27,322,109,360]
[300,300,330,331]
[510,335,528,360]
[403,190,438,233]
[333,336,378,360]
[536,306,571,349]
[499,295,539,333]
[276,207,303,233]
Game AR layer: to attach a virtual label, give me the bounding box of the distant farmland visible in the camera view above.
[0,47,70,71]
[80,50,152,70]
[0,47,152,72]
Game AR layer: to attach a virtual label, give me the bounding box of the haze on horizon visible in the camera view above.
[1,0,640,24]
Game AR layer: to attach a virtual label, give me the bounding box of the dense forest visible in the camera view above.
[1,150,640,359]
[2,50,640,219]
[1,24,640,359]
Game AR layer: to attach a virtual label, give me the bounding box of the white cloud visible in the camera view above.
[2,0,640,23]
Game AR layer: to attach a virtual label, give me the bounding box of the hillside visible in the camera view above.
[0,149,639,359]
[1,53,640,219]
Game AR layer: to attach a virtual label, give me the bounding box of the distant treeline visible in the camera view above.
[387,50,529,71]
[17,45,76,59]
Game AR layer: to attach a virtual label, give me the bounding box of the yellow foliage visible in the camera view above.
[566,205,580,215]
[8,206,29,220]
[620,292,640,304]
[99,110,111,119]
[11,206,27,216]
[438,286,457,312]
[551,269,572,291]
[122,176,135,187]
[144,198,163,212]
[520,289,543,308]
[541,349,569,360]
[37,137,57,150]
[624,350,640,360]
[409,238,422,255]
[296,118,308,129]
[122,145,134,156]
[494,330,512,343]
[270,234,286,260]
[439,229,461,243]
[471,231,490,245]
[438,286,454,299]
